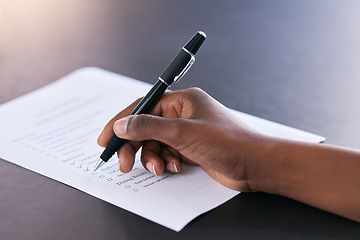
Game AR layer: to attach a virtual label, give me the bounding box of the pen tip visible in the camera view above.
[94,158,105,172]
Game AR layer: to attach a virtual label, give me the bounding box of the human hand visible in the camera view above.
[97,88,267,191]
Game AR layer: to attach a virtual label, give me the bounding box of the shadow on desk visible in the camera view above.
[115,192,360,239]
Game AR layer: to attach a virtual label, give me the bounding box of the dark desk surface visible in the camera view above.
[1,0,360,239]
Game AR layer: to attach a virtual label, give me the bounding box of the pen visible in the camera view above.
[94,31,206,171]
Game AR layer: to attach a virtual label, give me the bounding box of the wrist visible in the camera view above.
[246,134,282,194]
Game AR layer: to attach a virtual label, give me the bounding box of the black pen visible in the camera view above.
[94,31,206,171]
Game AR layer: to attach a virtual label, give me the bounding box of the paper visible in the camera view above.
[0,67,325,231]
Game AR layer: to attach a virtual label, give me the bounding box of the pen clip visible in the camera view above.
[174,51,195,83]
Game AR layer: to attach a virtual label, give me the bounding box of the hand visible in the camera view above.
[97,87,360,222]
[97,88,266,191]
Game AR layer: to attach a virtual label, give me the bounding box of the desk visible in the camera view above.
[1,0,360,239]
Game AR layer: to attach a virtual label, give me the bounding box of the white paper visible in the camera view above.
[0,67,325,231]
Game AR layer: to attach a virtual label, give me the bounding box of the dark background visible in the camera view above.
[1,0,360,239]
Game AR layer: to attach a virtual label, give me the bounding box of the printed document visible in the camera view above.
[0,67,325,231]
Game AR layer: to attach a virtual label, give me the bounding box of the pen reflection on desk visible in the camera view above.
[94,31,206,171]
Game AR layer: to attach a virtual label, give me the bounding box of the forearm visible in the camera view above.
[250,136,360,222]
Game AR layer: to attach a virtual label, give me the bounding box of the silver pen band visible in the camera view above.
[182,47,194,57]
[158,77,170,87]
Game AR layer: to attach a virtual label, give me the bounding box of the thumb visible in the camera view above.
[113,114,186,147]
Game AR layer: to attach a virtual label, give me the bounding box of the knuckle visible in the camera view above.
[175,88,210,118]
[182,87,204,98]
[183,87,208,102]
[187,87,204,94]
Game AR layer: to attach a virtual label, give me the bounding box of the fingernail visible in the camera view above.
[153,164,158,176]
[119,159,125,173]
[166,162,179,173]
[114,117,129,135]
[173,163,179,173]
[146,162,158,175]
